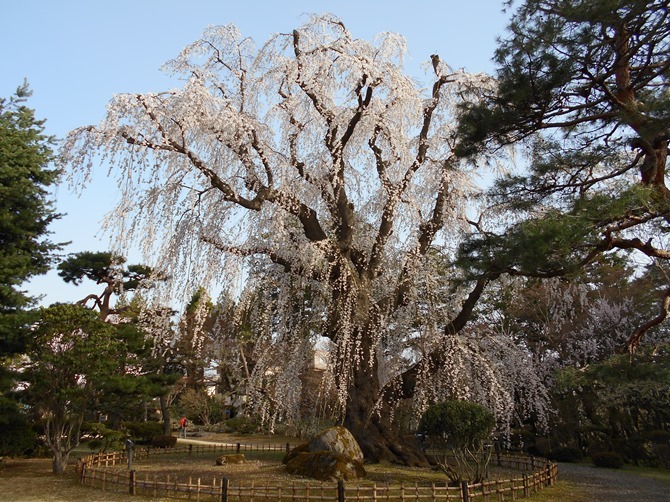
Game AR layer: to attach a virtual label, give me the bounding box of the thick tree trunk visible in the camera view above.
[160,394,171,435]
[51,449,69,474]
[343,355,427,466]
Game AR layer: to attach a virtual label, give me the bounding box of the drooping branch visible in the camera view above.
[121,124,330,244]
[201,235,327,282]
[381,276,492,402]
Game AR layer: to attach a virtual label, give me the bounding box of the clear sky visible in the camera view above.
[2,0,511,306]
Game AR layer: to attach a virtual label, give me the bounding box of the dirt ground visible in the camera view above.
[1,435,669,501]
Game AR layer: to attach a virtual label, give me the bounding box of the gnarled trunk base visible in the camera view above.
[345,412,427,466]
[343,372,427,466]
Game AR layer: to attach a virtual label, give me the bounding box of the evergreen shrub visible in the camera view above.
[547,446,583,462]
[122,421,163,443]
[151,435,177,448]
[592,451,624,469]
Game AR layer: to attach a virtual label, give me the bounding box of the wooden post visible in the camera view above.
[337,479,345,502]
[523,474,529,497]
[129,470,136,496]
[286,442,290,452]
[236,443,241,454]
[189,444,193,456]
[461,480,469,502]
[221,477,229,502]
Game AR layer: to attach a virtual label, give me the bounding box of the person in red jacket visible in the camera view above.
[179,416,188,438]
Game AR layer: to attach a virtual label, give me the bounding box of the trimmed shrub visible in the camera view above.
[222,417,259,434]
[592,451,624,469]
[419,400,495,484]
[82,422,125,452]
[646,430,670,444]
[122,421,164,443]
[528,437,551,458]
[0,413,37,456]
[418,400,495,448]
[548,446,583,463]
[151,435,177,448]
[617,436,654,465]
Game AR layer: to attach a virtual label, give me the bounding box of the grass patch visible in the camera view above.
[622,465,670,483]
[113,448,530,489]
[524,481,592,502]
[0,457,170,502]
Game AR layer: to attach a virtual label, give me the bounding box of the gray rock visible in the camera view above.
[307,426,364,461]
[215,454,245,465]
[285,451,366,481]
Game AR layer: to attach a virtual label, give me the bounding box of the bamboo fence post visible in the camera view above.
[129,470,136,496]
[523,474,529,497]
[221,477,229,502]
[337,480,345,502]
[461,480,469,502]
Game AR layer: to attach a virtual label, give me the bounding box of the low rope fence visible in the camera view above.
[76,443,558,501]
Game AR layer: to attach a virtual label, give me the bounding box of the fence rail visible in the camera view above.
[76,444,558,501]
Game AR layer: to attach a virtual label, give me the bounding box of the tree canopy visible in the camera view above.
[60,15,525,464]
[57,251,154,320]
[22,304,124,473]
[456,0,670,351]
[58,4,670,464]
[0,82,60,353]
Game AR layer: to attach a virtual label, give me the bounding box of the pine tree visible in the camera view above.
[456,0,670,351]
[0,82,61,354]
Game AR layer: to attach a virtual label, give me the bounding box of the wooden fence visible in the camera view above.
[76,444,558,501]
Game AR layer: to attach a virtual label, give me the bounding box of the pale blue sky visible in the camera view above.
[2,0,511,305]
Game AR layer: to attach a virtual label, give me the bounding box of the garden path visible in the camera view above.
[557,462,670,501]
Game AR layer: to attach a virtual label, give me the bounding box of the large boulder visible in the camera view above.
[307,426,364,461]
[282,426,364,465]
[285,451,366,481]
[282,442,309,465]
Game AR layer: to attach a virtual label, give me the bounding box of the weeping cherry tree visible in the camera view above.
[62,15,515,464]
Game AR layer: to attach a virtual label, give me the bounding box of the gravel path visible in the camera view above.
[557,462,670,501]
